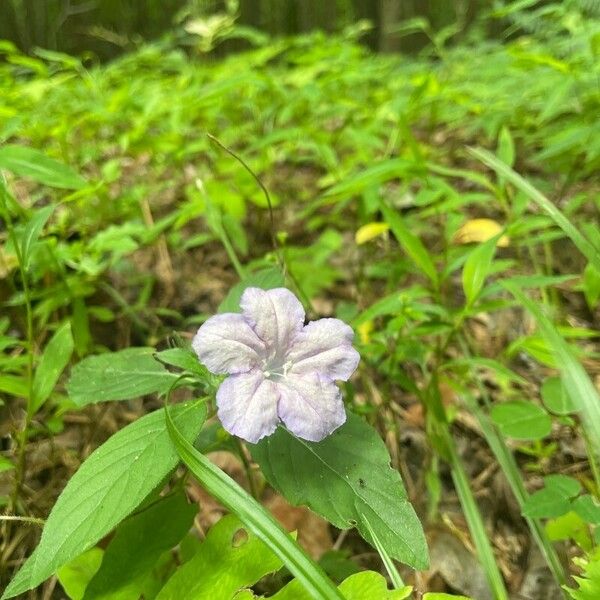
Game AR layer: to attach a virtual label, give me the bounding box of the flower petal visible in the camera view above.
[277,372,346,442]
[287,318,360,381]
[192,313,266,374]
[240,287,305,352]
[216,370,279,443]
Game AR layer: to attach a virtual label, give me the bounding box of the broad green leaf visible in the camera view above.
[380,202,438,287]
[541,377,575,415]
[0,145,86,189]
[218,267,285,313]
[462,235,499,306]
[339,572,412,599]
[67,348,180,406]
[156,514,281,600]
[546,512,591,550]
[165,405,343,600]
[490,400,551,440]
[31,321,74,413]
[2,401,206,599]
[470,148,600,272]
[57,548,104,600]
[272,571,413,600]
[572,495,600,526]
[18,205,53,271]
[84,492,197,600]
[522,475,581,519]
[251,412,428,569]
[505,282,600,460]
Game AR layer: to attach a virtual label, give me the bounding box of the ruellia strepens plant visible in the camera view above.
[2,3,600,598]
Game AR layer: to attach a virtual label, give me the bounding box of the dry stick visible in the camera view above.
[205,134,315,312]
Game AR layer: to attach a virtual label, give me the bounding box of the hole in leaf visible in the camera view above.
[348,519,357,527]
[231,528,249,548]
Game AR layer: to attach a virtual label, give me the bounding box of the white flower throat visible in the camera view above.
[262,357,293,380]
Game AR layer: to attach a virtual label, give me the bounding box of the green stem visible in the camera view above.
[1,180,35,512]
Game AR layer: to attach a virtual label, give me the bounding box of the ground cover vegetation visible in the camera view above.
[1,1,600,598]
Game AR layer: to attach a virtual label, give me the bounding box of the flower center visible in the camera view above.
[262,359,293,381]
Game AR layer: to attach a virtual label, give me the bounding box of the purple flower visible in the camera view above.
[192,287,360,443]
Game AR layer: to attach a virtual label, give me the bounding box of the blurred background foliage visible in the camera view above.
[0,0,574,59]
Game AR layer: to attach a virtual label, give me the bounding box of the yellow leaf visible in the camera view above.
[453,218,510,247]
[358,320,373,344]
[355,222,389,245]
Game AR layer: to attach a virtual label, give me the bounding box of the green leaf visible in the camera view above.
[572,495,600,526]
[324,159,411,199]
[272,571,413,600]
[470,148,600,272]
[582,263,600,309]
[57,548,104,600]
[154,348,206,376]
[251,412,428,569]
[218,267,285,313]
[18,205,54,271]
[490,400,551,440]
[2,401,206,599]
[164,404,343,600]
[0,456,14,473]
[84,492,197,600]
[0,374,27,398]
[338,572,412,600]
[156,514,281,600]
[522,475,581,519]
[541,377,575,415]
[497,126,515,168]
[504,282,600,461]
[31,321,74,413]
[0,145,86,190]
[380,202,438,287]
[462,235,499,306]
[546,512,591,550]
[565,555,600,600]
[67,348,180,406]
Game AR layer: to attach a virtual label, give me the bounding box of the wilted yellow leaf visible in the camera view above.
[358,320,374,344]
[355,222,389,245]
[453,218,510,247]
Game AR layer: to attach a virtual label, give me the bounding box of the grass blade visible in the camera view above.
[469,147,600,272]
[164,404,344,600]
[380,201,439,288]
[360,512,405,589]
[454,337,568,588]
[428,381,508,600]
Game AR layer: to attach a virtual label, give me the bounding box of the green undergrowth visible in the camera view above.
[1,2,600,598]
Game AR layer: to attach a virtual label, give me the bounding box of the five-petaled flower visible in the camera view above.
[192,287,360,443]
